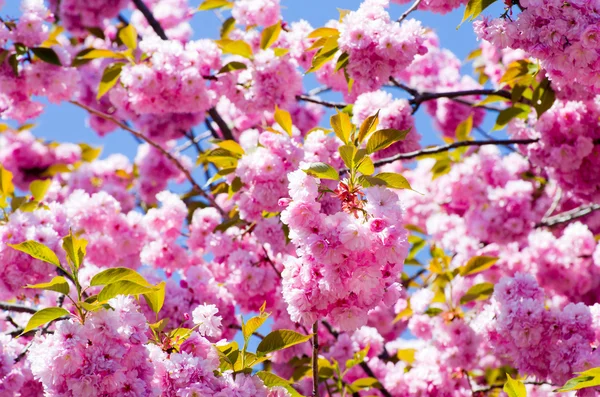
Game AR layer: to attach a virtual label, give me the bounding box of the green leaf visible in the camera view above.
[461,0,498,24]
[356,156,374,176]
[493,106,528,131]
[256,329,313,357]
[256,371,304,397]
[347,377,381,393]
[143,281,166,315]
[26,276,70,295]
[303,162,339,181]
[218,61,247,74]
[8,241,61,268]
[78,49,125,60]
[504,374,527,397]
[79,143,103,162]
[396,348,416,364]
[556,368,600,392]
[31,47,62,66]
[220,17,236,39]
[307,27,339,39]
[455,114,473,141]
[274,106,293,136]
[215,140,245,156]
[97,63,124,100]
[29,179,51,202]
[306,41,338,73]
[335,51,349,72]
[260,22,282,50]
[98,280,157,302]
[118,24,137,50]
[242,313,269,342]
[460,282,494,305]
[359,173,412,190]
[0,165,14,198]
[216,39,253,58]
[366,128,410,154]
[431,158,452,180]
[198,0,233,10]
[62,230,87,271]
[346,345,369,370]
[90,267,151,287]
[216,341,240,370]
[357,110,379,144]
[460,256,498,276]
[338,145,356,169]
[330,111,353,144]
[21,307,69,335]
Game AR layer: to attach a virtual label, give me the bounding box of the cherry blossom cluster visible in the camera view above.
[474,273,600,388]
[509,99,600,203]
[111,37,221,116]
[337,0,427,97]
[280,170,409,331]
[474,0,600,99]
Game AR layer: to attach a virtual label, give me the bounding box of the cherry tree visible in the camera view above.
[1,0,600,395]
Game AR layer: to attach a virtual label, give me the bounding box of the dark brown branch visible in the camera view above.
[208,108,235,141]
[0,302,37,314]
[70,101,225,215]
[372,138,539,166]
[131,0,168,40]
[538,203,600,227]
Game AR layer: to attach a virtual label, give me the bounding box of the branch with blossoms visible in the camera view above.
[131,0,236,142]
[69,101,225,215]
[538,203,600,228]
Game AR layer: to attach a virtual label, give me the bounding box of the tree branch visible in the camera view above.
[132,0,236,142]
[538,203,600,227]
[372,138,539,166]
[397,0,422,23]
[296,95,347,109]
[208,108,235,141]
[0,302,37,314]
[70,100,225,215]
[131,0,168,39]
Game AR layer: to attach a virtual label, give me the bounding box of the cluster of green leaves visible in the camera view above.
[0,25,65,76]
[489,60,555,130]
[304,110,414,192]
[305,16,352,92]
[72,24,138,99]
[9,234,165,334]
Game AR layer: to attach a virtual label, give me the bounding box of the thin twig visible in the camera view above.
[397,0,422,23]
[263,247,282,279]
[538,203,600,227]
[308,86,332,96]
[296,95,347,109]
[70,100,225,215]
[542,187,562,221]
[312,322,319,397]
[372,138,539,166]
[173,131,212,154]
